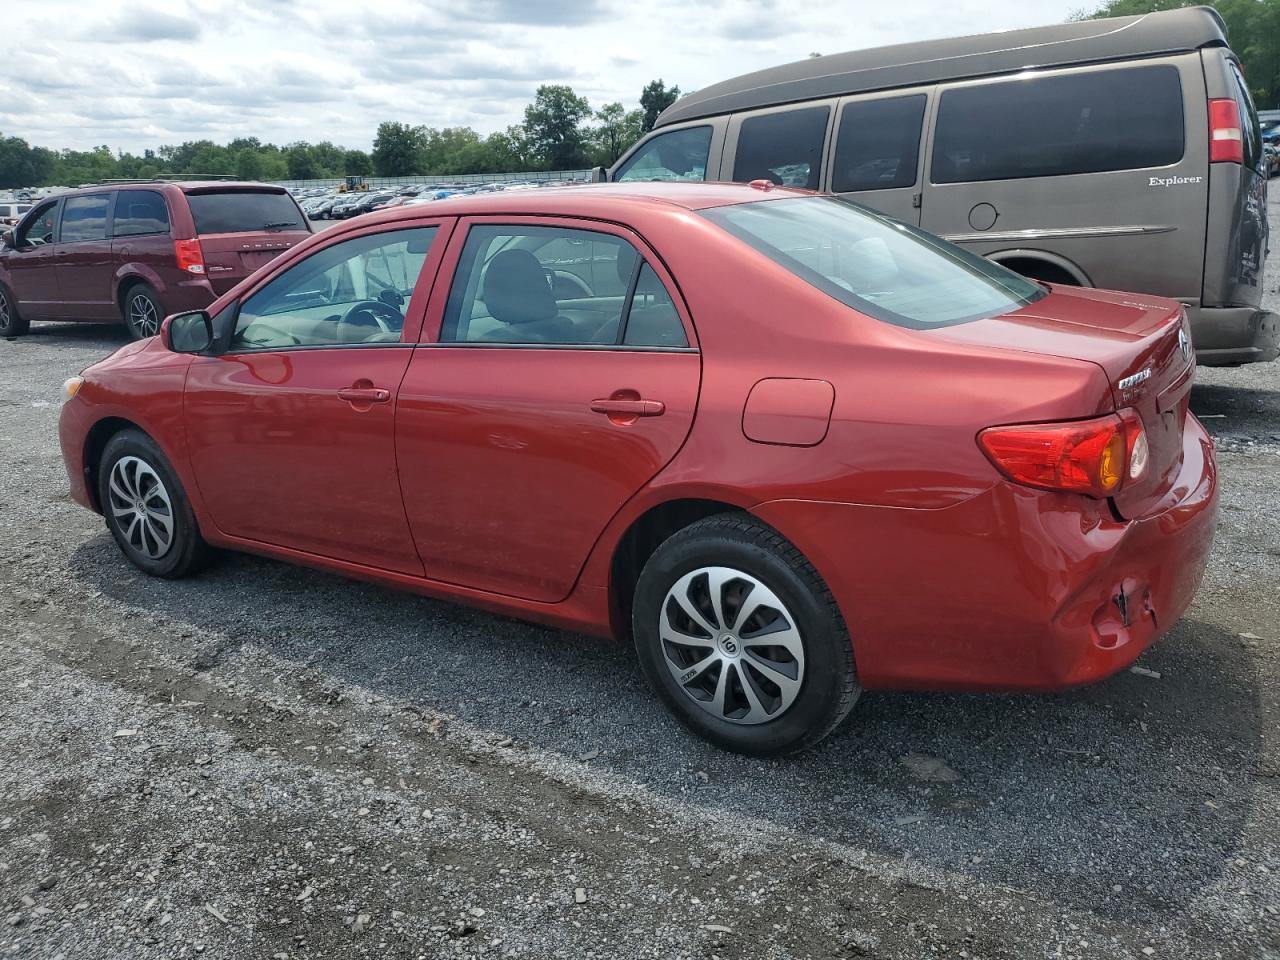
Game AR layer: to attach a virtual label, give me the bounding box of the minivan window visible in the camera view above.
[832,95,926,193]
[733,106,830,189]
[931,65,1184,183]
[615,126,712,182]
[187,191,305,235]
[702,196,1045,329]
[60,194,111,243]
[17,201,59,247]
[113,190,171,237]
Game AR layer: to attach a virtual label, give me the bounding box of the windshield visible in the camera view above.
[700,196,1045,329]
[187,190,305,235]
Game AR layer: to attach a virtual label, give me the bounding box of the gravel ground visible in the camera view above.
[1,200,1278,960]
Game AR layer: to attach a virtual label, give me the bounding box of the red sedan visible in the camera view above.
[58,182,1218,755]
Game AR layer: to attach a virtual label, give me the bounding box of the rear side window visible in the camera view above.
[932,65,1184,183]
[112,190,170,237]
[733,106,830,189]
[832,95,926,192]
[615,126,712,182]
[702,196,1045,329]
[60,195,111,242]
[187,191,305,235]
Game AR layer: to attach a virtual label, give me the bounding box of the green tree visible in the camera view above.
[372,121,425,176]
[234,149,264,181]
[639,79,681,133]
[589,102,644,165]
[522,84,593,169]
[343,149,372,176]
[1075,0,1280,108]
[0,134,39,188]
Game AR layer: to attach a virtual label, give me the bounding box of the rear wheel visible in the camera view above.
[122,283,164,340]
[632,514,860,756]
[98,429,209,579]
[0,283,29,338]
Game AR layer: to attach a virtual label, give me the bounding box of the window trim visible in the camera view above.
[422,214,698,352]
[57,192,115,245]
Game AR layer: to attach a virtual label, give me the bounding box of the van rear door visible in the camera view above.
[185,188,312,295]
[919,56,1208,300]
[826,86,931,225]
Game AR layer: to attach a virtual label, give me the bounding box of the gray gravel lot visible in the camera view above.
[1,201,1278,960]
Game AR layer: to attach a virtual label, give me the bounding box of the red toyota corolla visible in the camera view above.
[58,182,1218,755]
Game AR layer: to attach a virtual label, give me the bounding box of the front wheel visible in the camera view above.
[632,514,860,756]
[98,429,209,579]
[122,283,164,340]
[0,283,29,338]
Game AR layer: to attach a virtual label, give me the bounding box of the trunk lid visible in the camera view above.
[932,284,1196,519]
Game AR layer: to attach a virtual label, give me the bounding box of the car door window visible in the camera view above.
[441,225,687,347]
[60,194,111,243]
[112,190,171,237]
[832,95,926,192]
[230,227,438,351]
[615,126,712,182]
[733,107,830,189]
[17,201,59,247]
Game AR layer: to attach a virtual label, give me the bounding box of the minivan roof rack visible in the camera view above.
[90,175,243,185]
[657,6,1229,128]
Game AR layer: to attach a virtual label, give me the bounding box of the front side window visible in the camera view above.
[832,95,926,193]
[16,201,59,247]
[732,107,830,189]
[60,194,111,243]
[230,227,437,351]
[932,65,1184,183]
[441,225,686,347]
[615,126,712,182]
[187,190,306,235]
[113,190,171,237]
[702,196,1044,329]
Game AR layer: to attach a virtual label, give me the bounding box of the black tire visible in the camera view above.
[97,429,209,579]
[0,282,29,338]
[122,283,164,340]
[632,514,860,756]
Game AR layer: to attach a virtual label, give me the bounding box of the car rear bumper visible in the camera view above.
[751,413,1219,692]
[1189,305,1279,365]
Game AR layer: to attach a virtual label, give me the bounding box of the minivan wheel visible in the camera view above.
[122,283,164,340]
[632,514,860,756]
[0,283,29,338]
[98,429,209,579]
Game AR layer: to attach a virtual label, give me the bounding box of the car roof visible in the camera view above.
[657,6,1228,128]
[55,180,290,199]
[354,181,804,226]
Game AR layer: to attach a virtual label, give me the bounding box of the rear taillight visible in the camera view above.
[174,238,206,275]
[978,410,1148,499]
[1208,98,1244,164]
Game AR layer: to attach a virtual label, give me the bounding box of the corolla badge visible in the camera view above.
[1118,368,1152,393]
[1178,328,1192,363]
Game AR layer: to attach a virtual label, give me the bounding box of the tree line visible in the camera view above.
[0,80,682,189]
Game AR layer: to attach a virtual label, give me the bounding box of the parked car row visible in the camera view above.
[295,178,587,221]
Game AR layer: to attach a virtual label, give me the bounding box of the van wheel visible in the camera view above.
[122,283,164,340]
[97,429,209,579]
[0,283,29,338]
[632,514,860,756]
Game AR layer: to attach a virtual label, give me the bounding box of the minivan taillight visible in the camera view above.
[174,238,206,275]
[1208,98,1244,164]
[978,411,1148,499]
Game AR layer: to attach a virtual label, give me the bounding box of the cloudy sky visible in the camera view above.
[1,0,1082,153]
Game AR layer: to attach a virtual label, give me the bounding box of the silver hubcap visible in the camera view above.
[659,566,805,725]
[107,456,174,559]
[0,290,9,328]
[130,295,159,336]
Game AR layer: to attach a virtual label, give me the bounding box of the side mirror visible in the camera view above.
[1,230,14,249]
[590,166,608,183]
[164,310,214,354]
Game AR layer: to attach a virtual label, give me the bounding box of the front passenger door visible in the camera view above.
[183,221,451,574]
[5,200,62,318]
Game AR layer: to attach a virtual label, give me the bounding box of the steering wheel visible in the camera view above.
[548,270,593,300]
[338,299,404,335]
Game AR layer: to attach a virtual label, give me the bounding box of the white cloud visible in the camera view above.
[0,0,1082,152]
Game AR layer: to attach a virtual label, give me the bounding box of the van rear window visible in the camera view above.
[187,191,305,235]
[931,65,1184,183]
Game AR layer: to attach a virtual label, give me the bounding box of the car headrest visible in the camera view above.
[482,249,556,325]
[614,245,640,289]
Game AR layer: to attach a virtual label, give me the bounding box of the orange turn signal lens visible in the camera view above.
[62,376,83,400]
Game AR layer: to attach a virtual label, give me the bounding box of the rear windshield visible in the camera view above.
[701,196,1045,329]
[186,191,305,235]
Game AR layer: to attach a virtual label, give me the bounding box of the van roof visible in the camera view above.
[657,6,1228,128]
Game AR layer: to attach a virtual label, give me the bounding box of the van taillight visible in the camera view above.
[1208,98,1243,164]
[978,411,1147,499]
[174,238,206,275]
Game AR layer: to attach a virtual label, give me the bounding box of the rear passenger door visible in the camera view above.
[722,102,835,189]
[826,89,930,224]
[920,57,1207,299]
[54,192,116,319]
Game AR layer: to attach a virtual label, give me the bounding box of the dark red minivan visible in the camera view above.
[0,180,310,340]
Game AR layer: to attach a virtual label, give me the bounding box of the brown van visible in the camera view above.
[602,7,1275,365]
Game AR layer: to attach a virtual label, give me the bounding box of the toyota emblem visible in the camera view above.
[1178,327,1191,363]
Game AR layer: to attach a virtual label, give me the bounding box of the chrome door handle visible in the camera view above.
[337,386,390,404]
[590,398,665,417]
